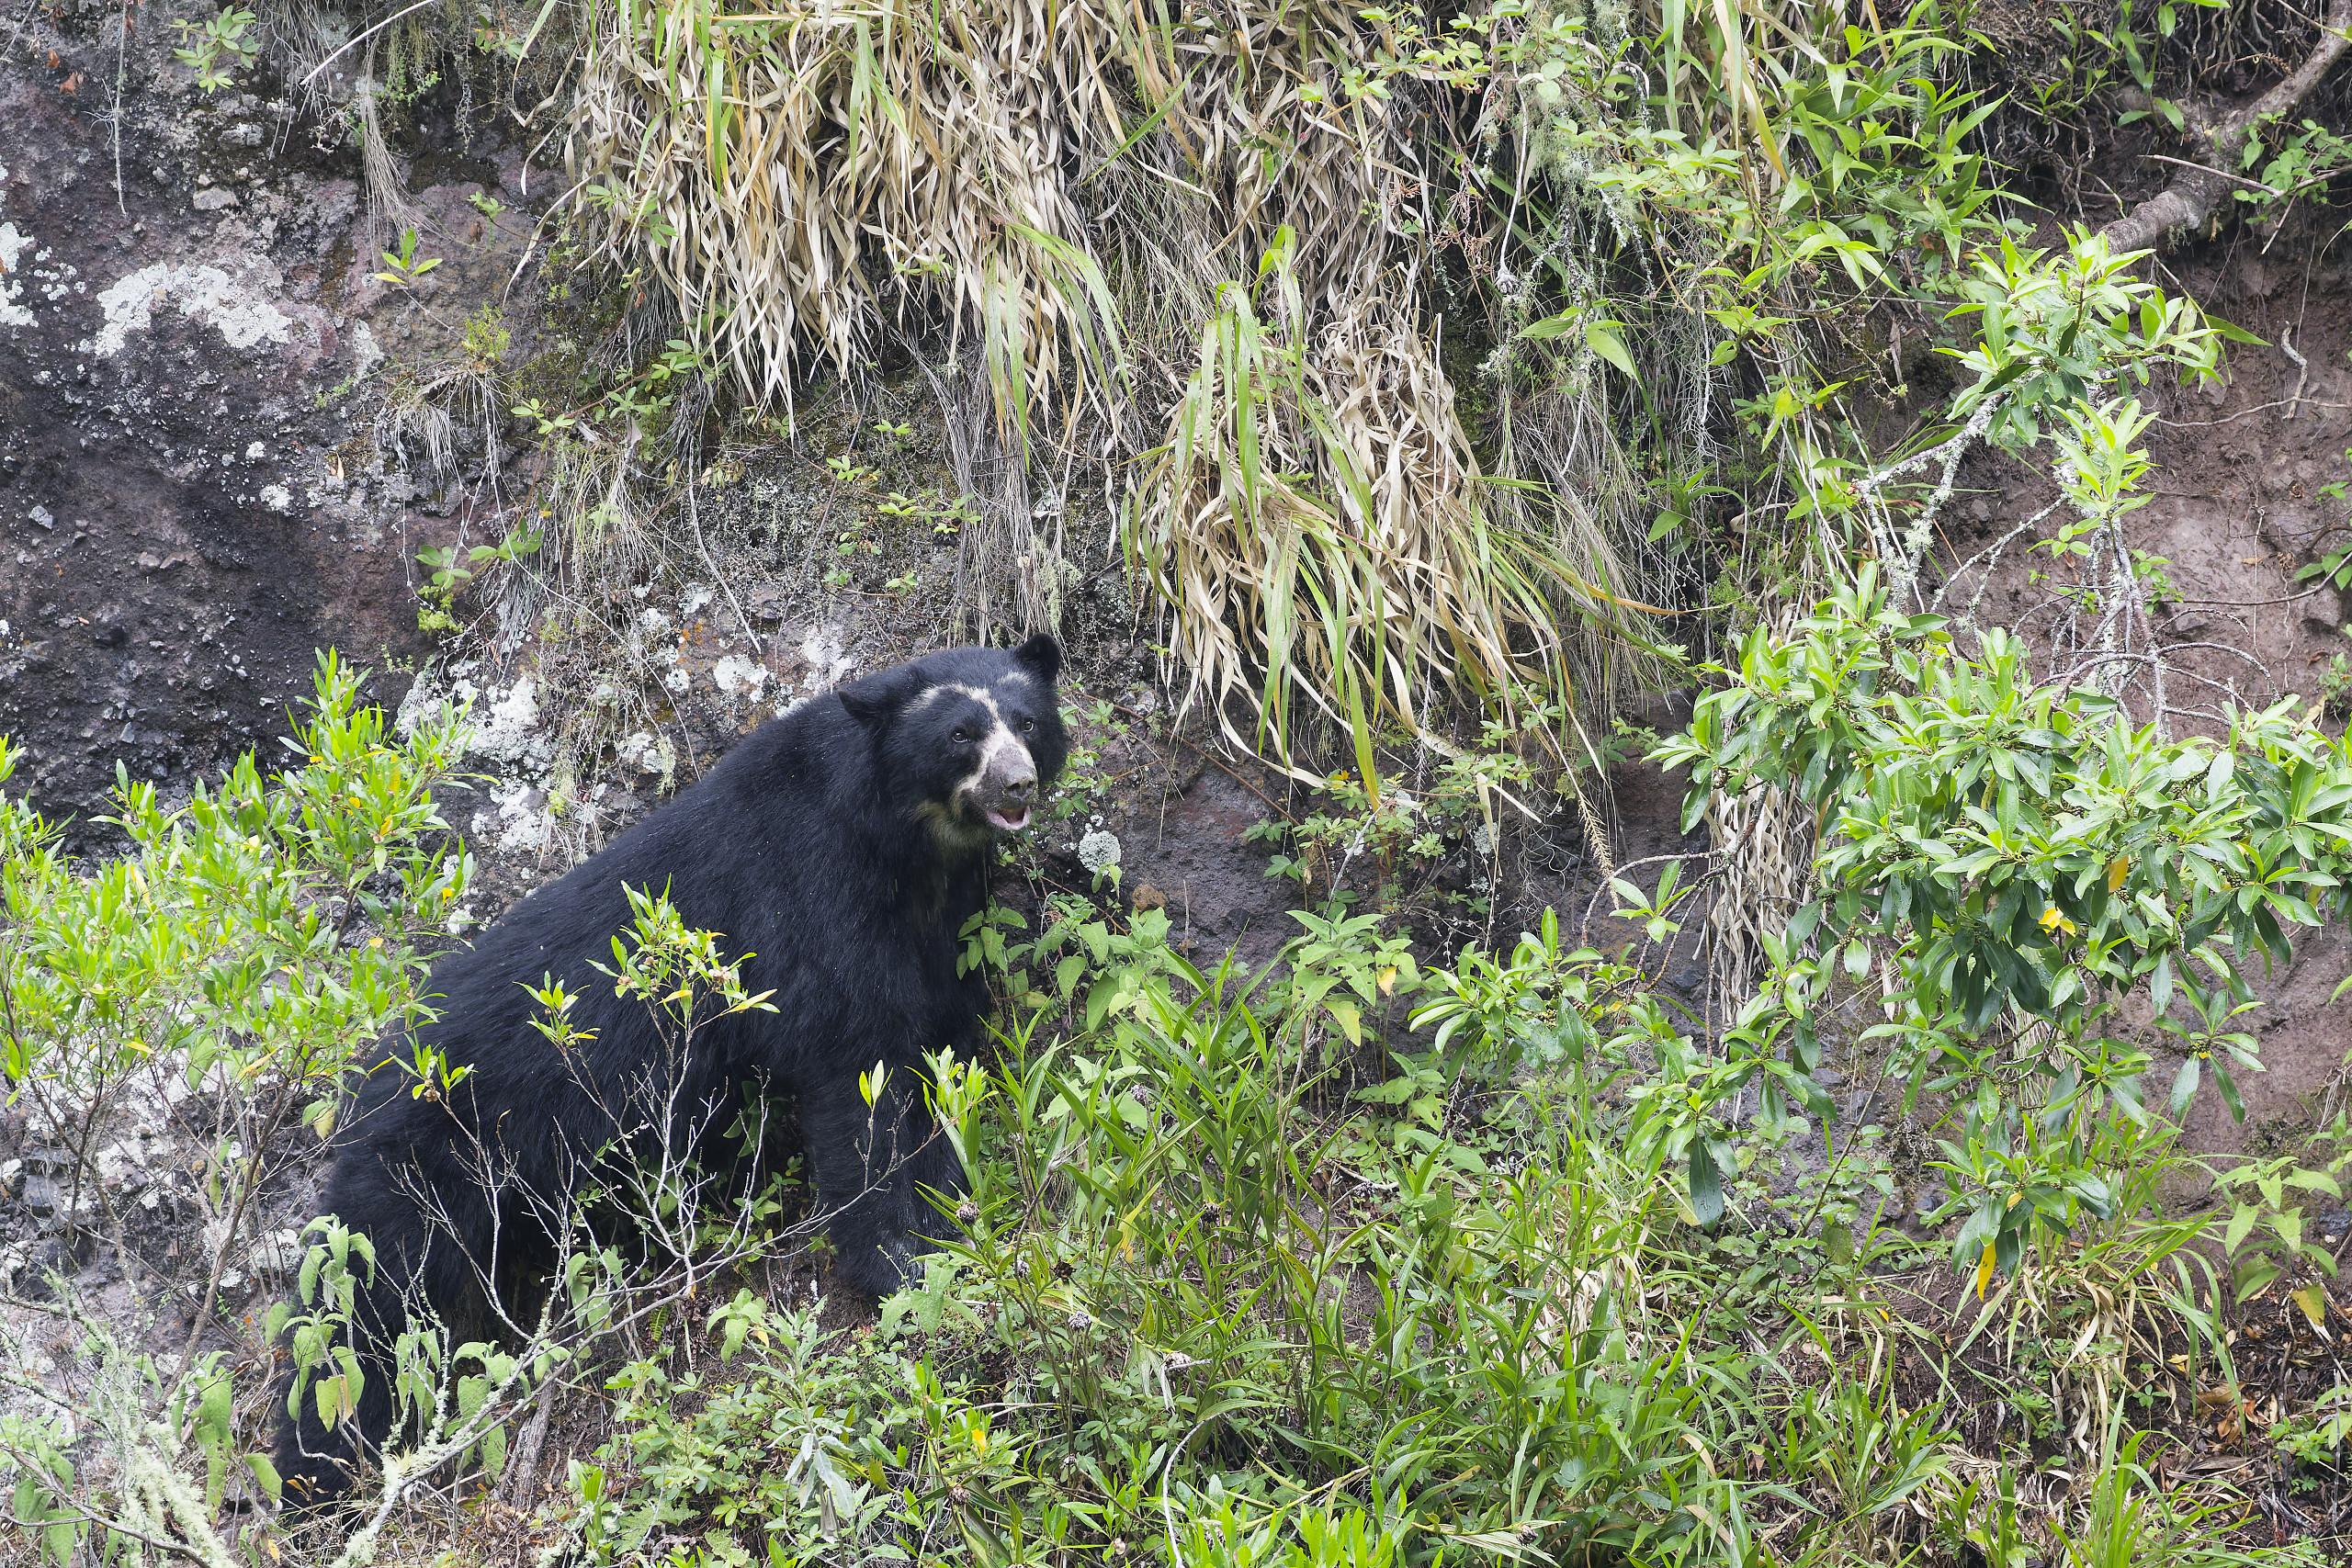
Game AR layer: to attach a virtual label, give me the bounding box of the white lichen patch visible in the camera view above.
[0,222,33,329]
[258,483,293,513]
[351,320,384,377]
[616,730,678,789]
[86,263,294,357]
[1079,829,1123,878]
[471,780,560,856]
[461,674,551,772]
[711,654,768,699]
[398,666,551,774]
[799,622,854,690]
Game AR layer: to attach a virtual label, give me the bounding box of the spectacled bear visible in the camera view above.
[274,635,1067,1500]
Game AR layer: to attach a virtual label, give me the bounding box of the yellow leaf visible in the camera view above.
[1975,1243,1996,1301]
[2107,856,2128,894]
[2291,1282,2329,1333]
[1376,966,1396,997]
[2038,907,2076,936]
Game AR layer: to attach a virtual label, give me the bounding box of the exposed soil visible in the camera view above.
[0,7,574,843]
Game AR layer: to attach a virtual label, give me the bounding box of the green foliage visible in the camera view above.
[553,887,2307,1564]
[415,525,544,632]
[2211,1117,2352,1308]
[1658,567,2352,1280]
[460,305,512,367]
[1935,232,2244,451]
[0,654,474,1555]
[2232,114,2352,223]
[571,1306,906,1565]
[1667,572,2318,1054]
[3,651,470,1152]
[171,5,259,93]
[374,228,445,288]
[560,907,1769,1565]
[874,488,973,537]
[1245,717,1547,914]
[0,660,2318,1563]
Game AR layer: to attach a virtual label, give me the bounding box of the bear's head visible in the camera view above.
[839,634,1070,854]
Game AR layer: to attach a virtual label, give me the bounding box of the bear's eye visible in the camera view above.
[1021,716,1035,733]
[951,728,970,744]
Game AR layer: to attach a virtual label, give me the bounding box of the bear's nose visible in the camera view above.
[1001,768,1036,802]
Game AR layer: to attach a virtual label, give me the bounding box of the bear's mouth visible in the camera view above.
[982,805,1033,832]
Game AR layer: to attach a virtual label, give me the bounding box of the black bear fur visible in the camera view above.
[273,635,1068,1500]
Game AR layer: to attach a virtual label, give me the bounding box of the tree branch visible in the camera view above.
[2098,0,2352,255]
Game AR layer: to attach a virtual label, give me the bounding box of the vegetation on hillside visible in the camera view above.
[6,0,2352,1561]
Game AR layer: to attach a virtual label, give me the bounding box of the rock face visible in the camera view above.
[0,20,542,833]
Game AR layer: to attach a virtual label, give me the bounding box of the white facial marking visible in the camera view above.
[951,718,1022,795]
[951,683,1002,723]
[956,699,1034,830]
[977,721,1023,778]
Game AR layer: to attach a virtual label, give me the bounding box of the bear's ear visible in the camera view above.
[837,668,931,731]
[1012,632,1063,685]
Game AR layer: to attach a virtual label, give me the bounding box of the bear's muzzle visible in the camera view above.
[967,731,1038,831]
[973,751,1038,831]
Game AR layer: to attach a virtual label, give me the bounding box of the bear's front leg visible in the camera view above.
[802,1064,964,1296]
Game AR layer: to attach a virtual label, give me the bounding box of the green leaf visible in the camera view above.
[1519,308,1583,341]
[1689,1142,1725,1227]
[2169,1054,2200,1119]
[1584,319,1638,378]
[2211,1053,2246,1121]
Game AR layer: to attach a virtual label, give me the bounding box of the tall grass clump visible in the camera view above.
[564,0,1688,773]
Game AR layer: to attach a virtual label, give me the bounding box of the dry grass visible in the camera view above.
[560,0,1789,781]
[1127,271,1583,783]
[568,0,1141,434]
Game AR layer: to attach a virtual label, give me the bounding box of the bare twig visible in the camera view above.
[2156,397,2351,427]
[2280,323,2311,420]
[684,446,762,654]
